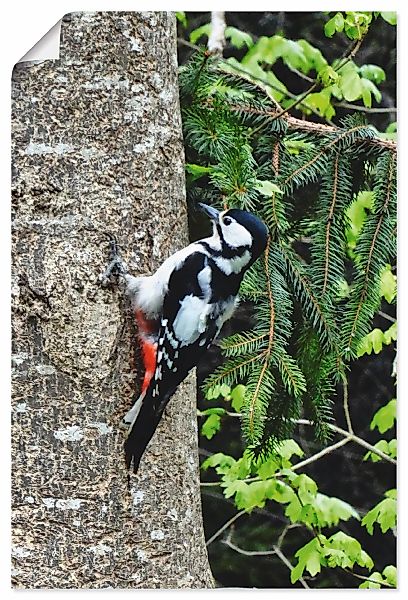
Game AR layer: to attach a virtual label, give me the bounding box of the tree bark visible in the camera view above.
[11,11,213,589]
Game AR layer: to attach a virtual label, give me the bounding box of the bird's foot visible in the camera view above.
[99,233,128,287]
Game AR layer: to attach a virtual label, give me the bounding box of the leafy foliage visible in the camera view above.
[181,13,396,589]
[362,489,397,534]
[180,49,396,455]
[370,398,396,433]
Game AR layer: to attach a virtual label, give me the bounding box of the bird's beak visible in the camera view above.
[198,203,220,222]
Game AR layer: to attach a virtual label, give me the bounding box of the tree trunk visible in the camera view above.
[11,11,213,589]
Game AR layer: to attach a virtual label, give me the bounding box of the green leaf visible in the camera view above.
[255,180,284,196]
[363,439,397,462]
[292,473,318,504]
[383,322,397,344]
[185,163,213,181]
[256,456,280,480]
[175,12,187,28]
[381,12,397,25]
[206,383,231,400]
[190,24,211,44]
[382,565,397,587]
[362,491,397,534]
[235,480,269,510]
[201,412,221,438]
[230,384,246,412]
[291,538,323,582]
[221,454,252,483]
[265,479,294,503]
[225,26,253,50]
[359,572,383,589]
[370,399,396,433]
[317,65,339,87]
[277,439,304,461]
[322,531,373,571]
[380,265,397,303]
[223,478,248,499]
[201,452,236,473]
[199,407,227,416]
[324,13,344,37]
[285,493,303,523]
[346,190,374,250]
[360,78,382,107]
[313,493,360,527]
[359,64,386,85]
[339,68,362,102]
[357,328,385,356]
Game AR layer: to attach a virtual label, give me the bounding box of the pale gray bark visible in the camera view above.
[11,12,213,589]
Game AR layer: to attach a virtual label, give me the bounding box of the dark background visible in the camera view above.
[177,13,397,588]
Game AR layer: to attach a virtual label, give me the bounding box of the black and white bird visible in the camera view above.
[107,203,268,473]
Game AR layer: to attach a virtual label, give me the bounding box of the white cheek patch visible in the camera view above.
[222,221,253,248]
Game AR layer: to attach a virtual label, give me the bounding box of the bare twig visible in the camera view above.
[205,509,246,546]
[207,12,226,56]
[222,536,276,557]
[273,546,310,589]
[378,310,396,323]
[223,527,310,588]
[341,372,354,434]
[334,102,397,114]
[297,419,397,465]
[344,568,393,588]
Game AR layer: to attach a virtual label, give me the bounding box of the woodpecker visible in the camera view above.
[105,203,268,474]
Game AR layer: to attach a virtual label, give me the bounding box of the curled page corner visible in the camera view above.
[18,19,62,64]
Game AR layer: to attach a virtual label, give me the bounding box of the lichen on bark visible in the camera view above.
[11,11,213,589]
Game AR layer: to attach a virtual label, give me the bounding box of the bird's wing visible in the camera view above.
[125,251,219,472]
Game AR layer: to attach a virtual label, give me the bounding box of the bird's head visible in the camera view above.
[198,203,269,263]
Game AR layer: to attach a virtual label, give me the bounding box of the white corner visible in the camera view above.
[18,19,62,64]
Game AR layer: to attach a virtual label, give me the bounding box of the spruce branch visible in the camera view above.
[246,239,275,441]
[342,151,396,357]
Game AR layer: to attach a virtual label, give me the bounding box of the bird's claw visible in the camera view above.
[99,233,128,287]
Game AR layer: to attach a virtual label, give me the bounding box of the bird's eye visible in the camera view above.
[223,217,232,226]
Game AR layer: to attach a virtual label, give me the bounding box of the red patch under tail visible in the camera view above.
[134,309,158,393]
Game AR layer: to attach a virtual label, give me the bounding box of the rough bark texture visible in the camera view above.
[11,12,213,589]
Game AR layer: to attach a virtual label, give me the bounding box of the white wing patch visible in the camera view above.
[197,265,212,297]
[172,295,212,347]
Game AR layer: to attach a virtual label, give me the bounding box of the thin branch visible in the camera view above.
[200,436,351,489]
[334,101,397,114]
[223,527,310,589]
[178,39,397,152]
[288,436,352,471]
[208,12,226,56]
[341,371,354,434]
[205,509,246,546]
[266,35,365,125]
[297,419,397,465]
[272,545,310,589]
[344,568,393,588]
[222,537,276,557]
[284,114,396,152]
[378,310,396,323]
